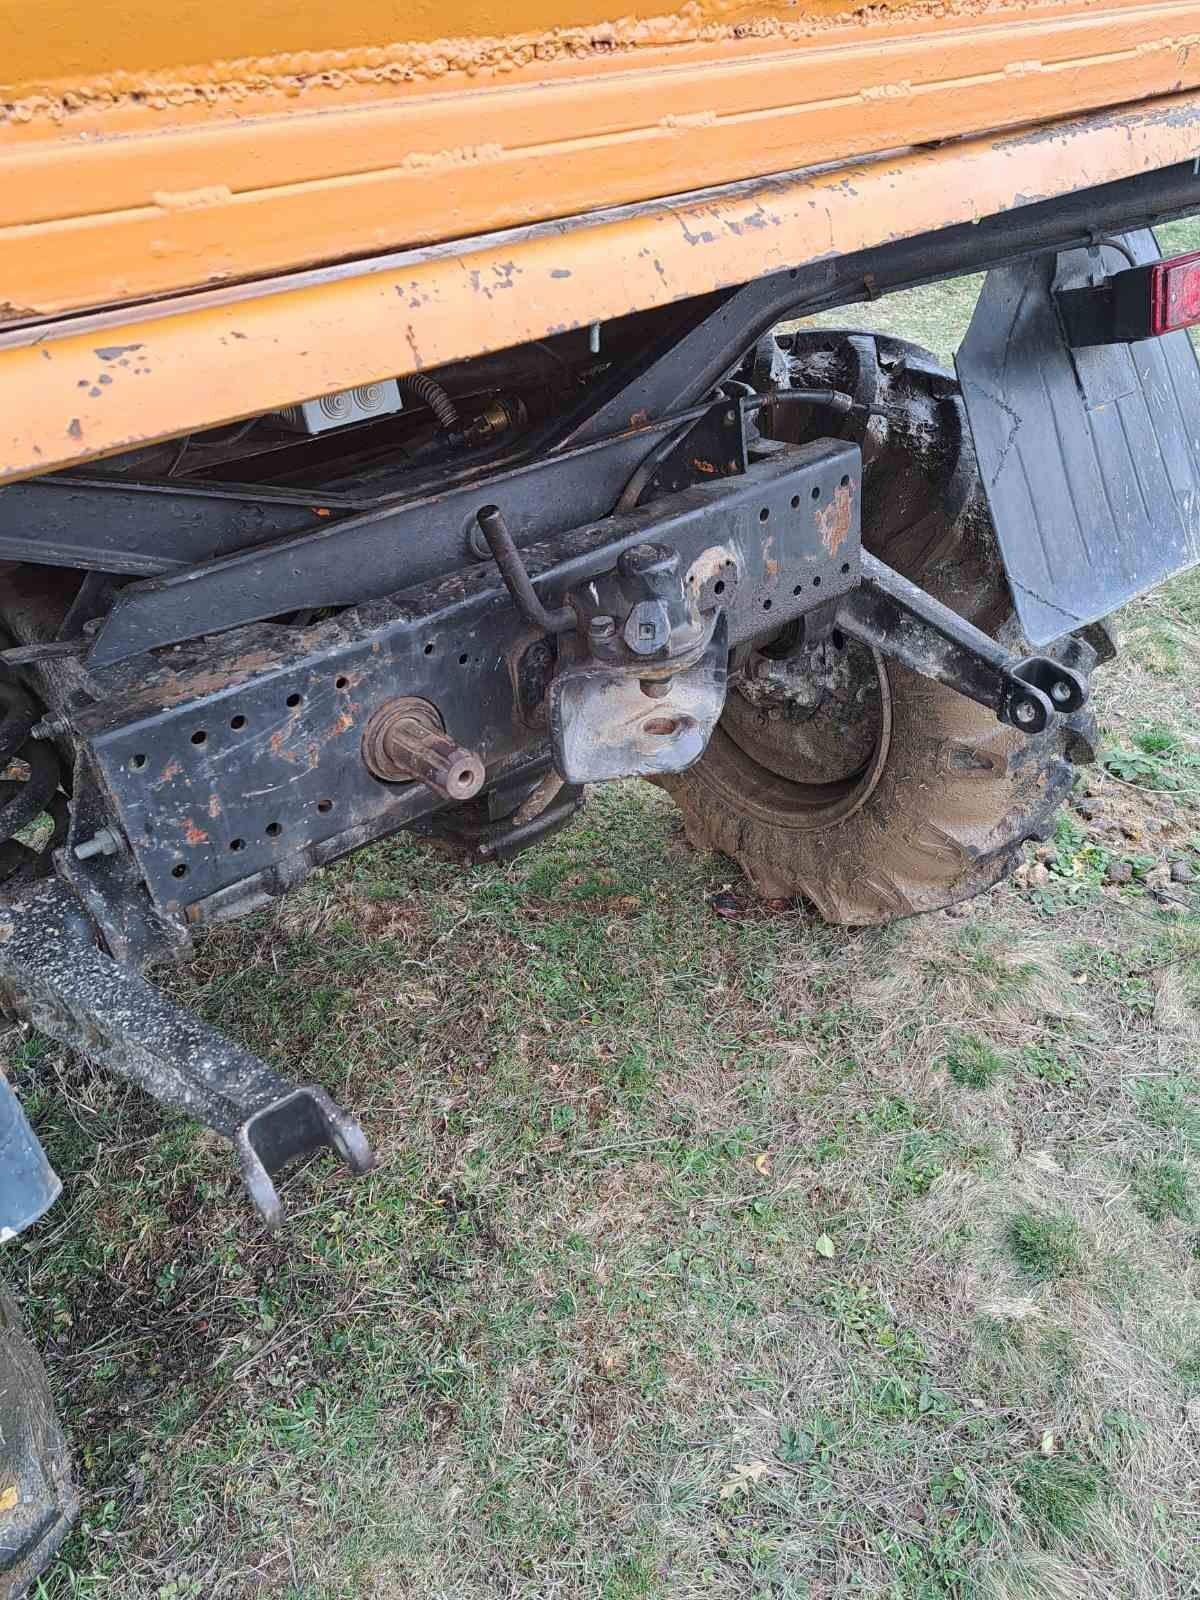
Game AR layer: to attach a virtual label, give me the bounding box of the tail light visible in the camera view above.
[1148,250,1200,336]
[1056,248,1200,347]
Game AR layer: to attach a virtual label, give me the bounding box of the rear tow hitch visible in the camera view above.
[837,550,1088,730]
[0,882,375,1226]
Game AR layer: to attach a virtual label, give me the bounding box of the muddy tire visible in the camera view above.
[0,1284,76,1598]
[658,332,1100,925]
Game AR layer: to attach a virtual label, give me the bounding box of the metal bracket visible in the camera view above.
[549,536,730,784]
[0,881,375,1226]
[837,550,1087,731]
[551,612,729,784]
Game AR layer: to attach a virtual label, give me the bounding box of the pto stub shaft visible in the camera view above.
[361,696,485,801]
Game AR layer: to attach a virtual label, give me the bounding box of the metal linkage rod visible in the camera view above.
[837,550,1087,731]
[0,882,375,1226]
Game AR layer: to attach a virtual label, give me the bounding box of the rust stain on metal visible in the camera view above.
[692,457,718,474]
[269,727,297,762]
[160,758,181,780]
[208,794,221,817]
[816,481,853,557]
[147,649,285,707]
[182,817,209,844]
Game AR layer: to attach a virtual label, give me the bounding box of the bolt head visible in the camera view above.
[74,826,122,860]
[623,599,672,656]
[588,614,617,641]
[1014,700,1038,726]
[1050,680,1072,704]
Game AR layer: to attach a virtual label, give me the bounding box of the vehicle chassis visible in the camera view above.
[2,155,1200,1228]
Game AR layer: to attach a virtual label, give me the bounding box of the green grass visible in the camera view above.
[943,1034,1005,1090]
[1131,1158,1195,1224]
[1006,1213,1085,1282]
[8,228,1200,1600]
[1012,1453,1107,1541]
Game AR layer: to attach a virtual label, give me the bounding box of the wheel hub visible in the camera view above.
[725,632,884,786]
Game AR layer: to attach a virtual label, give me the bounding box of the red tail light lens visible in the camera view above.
[1150,250,1200,336]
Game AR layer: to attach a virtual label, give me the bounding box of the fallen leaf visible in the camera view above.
[719,1460,771,1499]
[1040,1429,1056,1456]
[710,892,747,921]
[755,1152,772,1177]
[814,1233,835,1259]
[0,1484,17,1515]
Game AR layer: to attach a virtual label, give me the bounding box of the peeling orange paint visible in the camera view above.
[182,817,209,844]
[2,89,1199,482]
[0,0,1181,122]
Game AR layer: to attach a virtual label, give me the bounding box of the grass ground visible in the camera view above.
[7,226,1200,1600]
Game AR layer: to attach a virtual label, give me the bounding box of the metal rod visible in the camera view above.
[475,504,576,634]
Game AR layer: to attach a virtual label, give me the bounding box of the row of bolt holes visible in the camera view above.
[133,653,472,780]
[168,799,337,880]
[169,799,337,880]
[713,476,856,612]
[122,686,346,881]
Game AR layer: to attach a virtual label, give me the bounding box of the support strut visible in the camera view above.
[836,551,1088,731]
[0,882,375,1227]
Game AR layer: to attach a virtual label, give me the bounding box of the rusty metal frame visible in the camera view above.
[73,440,861,916]
[4,91,1200,487]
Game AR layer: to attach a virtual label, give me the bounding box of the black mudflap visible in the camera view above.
[0,1287,76,1598]
[956,228,1200,647]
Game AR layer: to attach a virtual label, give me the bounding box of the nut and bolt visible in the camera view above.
[1014,700,1038,726]
[74,827,123,861]
[588,614,617,643]
[30,714,71,741]
[1050,680,1073,704]
[623,599,672,657]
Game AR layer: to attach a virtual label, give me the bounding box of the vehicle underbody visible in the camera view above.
[3,154,1200,1593]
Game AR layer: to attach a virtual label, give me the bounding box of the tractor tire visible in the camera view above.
[0,1284,76,1599]
[657,332,1101,925]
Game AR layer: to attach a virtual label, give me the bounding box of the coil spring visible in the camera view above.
[0,677,63,885]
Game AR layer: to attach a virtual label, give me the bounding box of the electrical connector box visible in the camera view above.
[276,380,404,435]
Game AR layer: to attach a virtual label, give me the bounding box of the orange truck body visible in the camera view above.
[2,0,1199,478]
